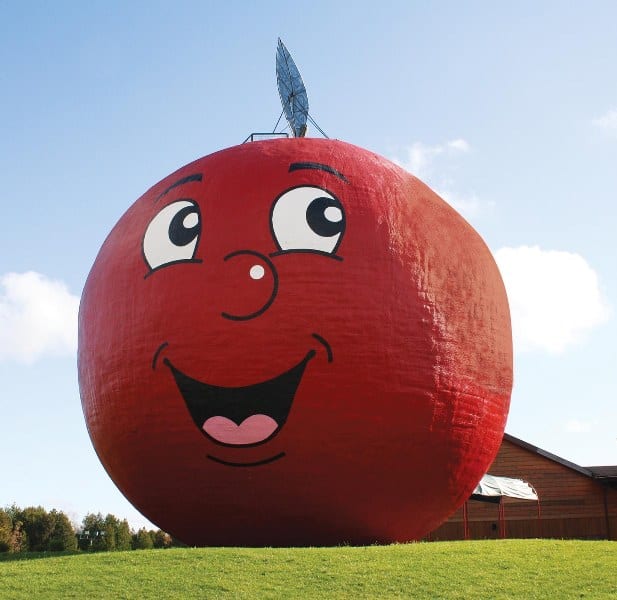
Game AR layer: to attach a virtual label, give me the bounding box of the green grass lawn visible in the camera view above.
[1,540,615,599]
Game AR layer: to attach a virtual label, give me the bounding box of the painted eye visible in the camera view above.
[143,200,201,271]
[270,186,345,255]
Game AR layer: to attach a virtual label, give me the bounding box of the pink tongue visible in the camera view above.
[203,415,278,445]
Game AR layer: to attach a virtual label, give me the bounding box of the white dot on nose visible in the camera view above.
[249,265,265,280]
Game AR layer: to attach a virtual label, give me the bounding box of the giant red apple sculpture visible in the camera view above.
[78,138,512,545]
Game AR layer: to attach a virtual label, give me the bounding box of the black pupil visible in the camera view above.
[306,197,344,237]
[169,206,200,246]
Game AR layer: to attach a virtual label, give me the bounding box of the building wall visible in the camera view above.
[428,438,617,540]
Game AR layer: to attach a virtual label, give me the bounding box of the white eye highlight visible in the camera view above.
[182,212,199,229]
[324,206,343,223]
[143,200,201,271]
[270,186,345,255]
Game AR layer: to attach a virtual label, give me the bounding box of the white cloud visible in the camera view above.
[0,271,79,363]
[494,246,611,354]
[432,187,492,218]
[563,419,594,434]
[446,138,470,152]
[592,108,617,134]
[393,139,470,180]
[391,139,492,221]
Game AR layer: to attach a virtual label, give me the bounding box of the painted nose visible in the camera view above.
[221,250,278,321]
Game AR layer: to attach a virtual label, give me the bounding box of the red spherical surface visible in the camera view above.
[78,138,512,545]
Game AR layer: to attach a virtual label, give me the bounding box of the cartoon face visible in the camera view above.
[142,173,347,459]
[78,139,512,545]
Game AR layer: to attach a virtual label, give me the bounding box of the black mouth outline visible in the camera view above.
[206,452,287,467]
[153,334,332,467]
[163,350,316,449]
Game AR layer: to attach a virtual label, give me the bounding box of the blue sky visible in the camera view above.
[1,1,616,530]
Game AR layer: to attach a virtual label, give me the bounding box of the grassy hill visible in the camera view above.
[1,539,616,599]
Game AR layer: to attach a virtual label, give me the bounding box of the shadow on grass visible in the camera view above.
[0,550,82,562]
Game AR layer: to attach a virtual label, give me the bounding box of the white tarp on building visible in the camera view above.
[473,474,538,501]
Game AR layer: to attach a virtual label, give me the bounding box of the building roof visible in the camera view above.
[503,433,617,487]
[587,466,617,477]
[586,466,617,488]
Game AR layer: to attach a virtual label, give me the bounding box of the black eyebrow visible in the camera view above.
[288,162,349,183]
[156,173,203,201]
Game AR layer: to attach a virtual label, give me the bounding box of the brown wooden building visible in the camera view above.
[428,434,617,541]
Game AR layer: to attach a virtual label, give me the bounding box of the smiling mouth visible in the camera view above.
[163,350,315,448]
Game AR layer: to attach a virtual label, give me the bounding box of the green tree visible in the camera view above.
[3,507,27,552]
[115,519,132,551]
[80,513,106,551]
[152,529,172,549]
[79,513,134,552]
[48,510,77,552]
[9,521,27,553]
[17,506,54,551]
[102,514,118,551]
[0,509,12,552]
[132,528,154,550]
[169,535,188,548]
[4,504,19,522]
[10,506,77,552]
